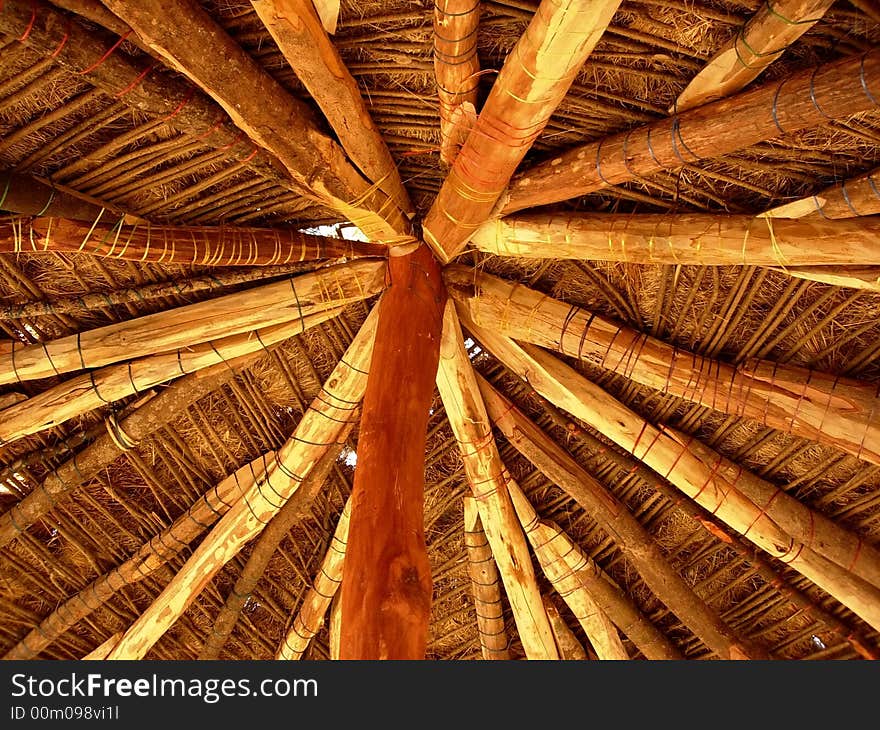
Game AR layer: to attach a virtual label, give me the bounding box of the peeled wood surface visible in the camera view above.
[2,216,384,265]
[0,309,341,443]
[770,265,880,292]
[470,212,880,266]
[0,354,262,549]
[766,166,880,219]
[276,498,351,660]
[0,173,106,220]
[422,0,622,262]
[251,0,413,217]
[436,300,559,659]
[100,0,411,241]
[673,0,835,112]
[106,309,378,659]
[474,371,740,660]
[340,244,444,659]
[0,259,385,385]
[486,336,880,633]
[502,49,880,214]
[542,598,587,660]
[434,0,480,166]
[463,496,512,660]
[199,435,348,660]
[4,454,267,659]
[445,267,880,467]
[508,481,629,660]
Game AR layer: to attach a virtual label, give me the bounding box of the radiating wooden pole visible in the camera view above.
[339,243,445,659]
[766,165,880,219]
[542,598,587,660]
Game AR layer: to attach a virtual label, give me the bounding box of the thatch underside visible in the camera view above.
[0,0,879,661]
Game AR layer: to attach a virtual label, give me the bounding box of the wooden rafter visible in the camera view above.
[770,266,880,292]
[0,308,342,444]
[276,498,351,660]
[542,598,587,660]
[470,212,880,266]
[99,0,412,241]
[478,334,880,633]
[250,0,413,217]
[422,0,622,262]
[507,481,629,660]
[475,372,754,659]
[4,453,270,659]
[0,174,109,220]
[673,0,835,113]
[340,244,445,659]
[1,216,385,265]
[445,267,880,467]
[433,0,480,166]
[766,165,880,219]
[463,496,511,660]
[501,49,880,214]
[435,300,559,659]
[0,259,385,385]
[106,308,378,659]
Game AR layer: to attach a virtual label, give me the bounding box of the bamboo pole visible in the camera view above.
[673,0,835,113]
[250,0,413,217]
[422,0,622,262]
[542,598,587,660]
[0,216,385,266]
[469,212,880,266]
[463,496,512,660]
[475,371,748,659]
[436,300,559,659]
[477,333,880,632]
[198,433,348,659]
[445,267,880,467]
[0,309,342,444]
[501,49,880,214]
[0,259,386,386]
[3,454,269,659]
[105,308,378,659]
[340,245,444,659]
[434,0,480,166]
[765,166,880,219]
[100,0,411,242]
[0,352,264,550]
[508,481,629,660]
[275,498,351,660]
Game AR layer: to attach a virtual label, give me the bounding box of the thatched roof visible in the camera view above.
[1,0,879,661]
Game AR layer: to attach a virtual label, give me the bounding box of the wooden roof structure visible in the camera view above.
[1,0,880,660]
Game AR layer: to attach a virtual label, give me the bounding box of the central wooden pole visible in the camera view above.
[339,243,446,659]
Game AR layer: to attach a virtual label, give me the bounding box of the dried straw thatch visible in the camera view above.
[1,0,880,661]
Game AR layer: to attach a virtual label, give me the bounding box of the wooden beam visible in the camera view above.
[82,632,123,660]
[0,308,342,444]
[276,498,351,660]
[434,0,480,166]
[474,371,748,659]
[250,0,413,217]
[199,433,348,659]
[0,353,263,549]
[445,267,880,467]
[478,334,880,632]
[768,265,880,292]
[0,173,107,220]
[435,300,559,659]
[4,453,270,659]
[2,216,385,265]
[106,308,378,659]
[672,0,835,113]
[339,244,445,660]
[0,258,386,385]
[765,166,880,219]
[470,212,880,266]
[328,592,342,660]
[422,0,622,262]
[99,0,411,241]
[542,597,587,660]
[463,496,512,660]
[507,480,628,660]
[501,49,880,214]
